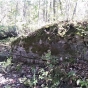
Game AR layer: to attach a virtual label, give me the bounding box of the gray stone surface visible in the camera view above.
[0,44,11,62]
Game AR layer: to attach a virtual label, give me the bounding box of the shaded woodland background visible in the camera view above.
[0,0,88,34]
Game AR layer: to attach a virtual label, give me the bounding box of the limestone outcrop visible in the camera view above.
[11,22,88,64]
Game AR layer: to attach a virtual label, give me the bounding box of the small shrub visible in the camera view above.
[77,79,88,87]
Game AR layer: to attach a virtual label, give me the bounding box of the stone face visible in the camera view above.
[0,26,17,40]
[0,44,11,62]
[11,23,88,63]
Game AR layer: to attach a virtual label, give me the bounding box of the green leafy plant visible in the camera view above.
[0,57,12,73]
[23,67,38,87]
[0,57,12,68]
[77,79,88,87]
[22,50,61,87]
[67,71,76,78]
[42,50,58,65]
[15,63,22,71]
[41,50,61,87]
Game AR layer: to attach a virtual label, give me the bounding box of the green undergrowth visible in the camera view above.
[0,57,12,68]
[16,50,85,87]
[0,37,17,45]
[0,50,87,88]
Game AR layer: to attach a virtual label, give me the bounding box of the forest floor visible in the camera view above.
[0,42,88,88]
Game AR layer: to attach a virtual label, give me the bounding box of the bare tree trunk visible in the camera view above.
[49,0,52,22]
[23,0,27,22]
[45,0,47,22]
[38,0,40,24]
[50,0,54,21]
[58,0,63,15]
[15,1,18,26]
[72,1,78,21]
[43,0,45,22]
[65,0,70,21]
[53,0,56,21]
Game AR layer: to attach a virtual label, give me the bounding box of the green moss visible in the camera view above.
[11,23,59,53]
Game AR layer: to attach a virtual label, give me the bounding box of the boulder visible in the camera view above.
[0,44,11,62]
[0,26,17,40]
[11,22,88,64]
